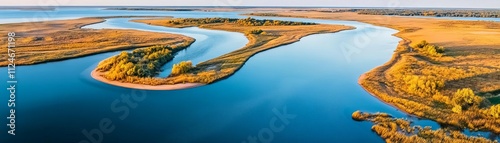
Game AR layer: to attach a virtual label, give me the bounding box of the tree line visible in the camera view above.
[165,17,316,26]
[96,45,174,81]
[355,9,500,18]
[96,42,192,82]
[296,8,500,18]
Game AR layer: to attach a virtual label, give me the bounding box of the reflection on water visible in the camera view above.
[84,18,248,77]
[0,8,496,143]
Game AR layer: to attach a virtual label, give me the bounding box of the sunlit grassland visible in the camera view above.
[130,17,354,85]
[352,111,497,143]
[247,11,500,141]
[0,17,193,66]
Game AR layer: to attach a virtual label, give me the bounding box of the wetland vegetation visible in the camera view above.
[0,17,193,66]
[248,11,500,142]
[355,9,500,18]
[143,17,316,28]
[352,111,498,143]
[95,17,353,88]
[250,9,500,18]
[95,41,194,82]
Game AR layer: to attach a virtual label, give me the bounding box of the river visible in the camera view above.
[0,8,494,143]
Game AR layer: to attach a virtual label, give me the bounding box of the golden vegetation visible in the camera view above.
[0,17,193,66]
[354,9,500,18]
[483,105,500,118]
[352,111,497,143]
[245,29,264,35]
[96,40,193,81]
[248,11,500,141]
[249,9,500,18]
[171,61,193,76]
[412,40,446,57]
[366,40,500,134]
[131,17,353,85]
[138,17,316,28]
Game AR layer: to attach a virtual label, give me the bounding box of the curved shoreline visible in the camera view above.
[132,18,354,86]
[0,16,186,67]
[91,70,204,90]
[357,38,413,115]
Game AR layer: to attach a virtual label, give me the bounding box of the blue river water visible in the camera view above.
[0,8,497,143]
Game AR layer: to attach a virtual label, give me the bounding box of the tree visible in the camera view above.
[484,105,500,118]
[414,40,429,49]
[451,88,483,108]
[171,61,193,75]
[413,40,445,57]
[245,29,264,35]
[403,75,444,97]
[452,105,462,114]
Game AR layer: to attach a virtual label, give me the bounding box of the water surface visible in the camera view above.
[3,8,491,143]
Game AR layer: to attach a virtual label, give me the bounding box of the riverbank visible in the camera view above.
[131,17,354,86]
[247,11,500,140]
[91,70,204,90]
[0,16,192,66]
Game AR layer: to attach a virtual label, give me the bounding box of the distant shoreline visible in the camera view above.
[1,6,500,9]
[104,8,199,11]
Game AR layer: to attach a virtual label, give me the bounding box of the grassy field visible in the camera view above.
[128,17,354,86]
[248,11,500,141]
[0,17,194,66]
[352,111,496,143]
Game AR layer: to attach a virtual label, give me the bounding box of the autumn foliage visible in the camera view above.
[171,61,193,76]
[96,41,193,82]
[352,111,497,143]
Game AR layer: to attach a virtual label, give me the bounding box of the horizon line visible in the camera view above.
[0,6,500,9]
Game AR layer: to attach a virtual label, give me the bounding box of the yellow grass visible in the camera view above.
[352,111,496,143]
[0,17,193,66]
[133,18,354,85]
[247,11,500,140]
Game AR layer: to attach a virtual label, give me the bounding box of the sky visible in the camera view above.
[3,0,500,8]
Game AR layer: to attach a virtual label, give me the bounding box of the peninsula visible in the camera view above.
[0,16,194,66]
[249,11,500,142]
[91,17,353,90]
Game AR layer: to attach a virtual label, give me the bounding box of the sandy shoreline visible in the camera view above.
[356,37,415,116]
[91,70,204,90]
[358,73,414,116]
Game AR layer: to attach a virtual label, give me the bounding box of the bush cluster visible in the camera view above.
[96,43,191,82]
[165,17,316,26]
[413,40,445,57]
[171,61,193,76]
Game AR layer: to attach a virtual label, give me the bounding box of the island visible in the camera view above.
[248,11,500,142]
[91,17,354,90]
